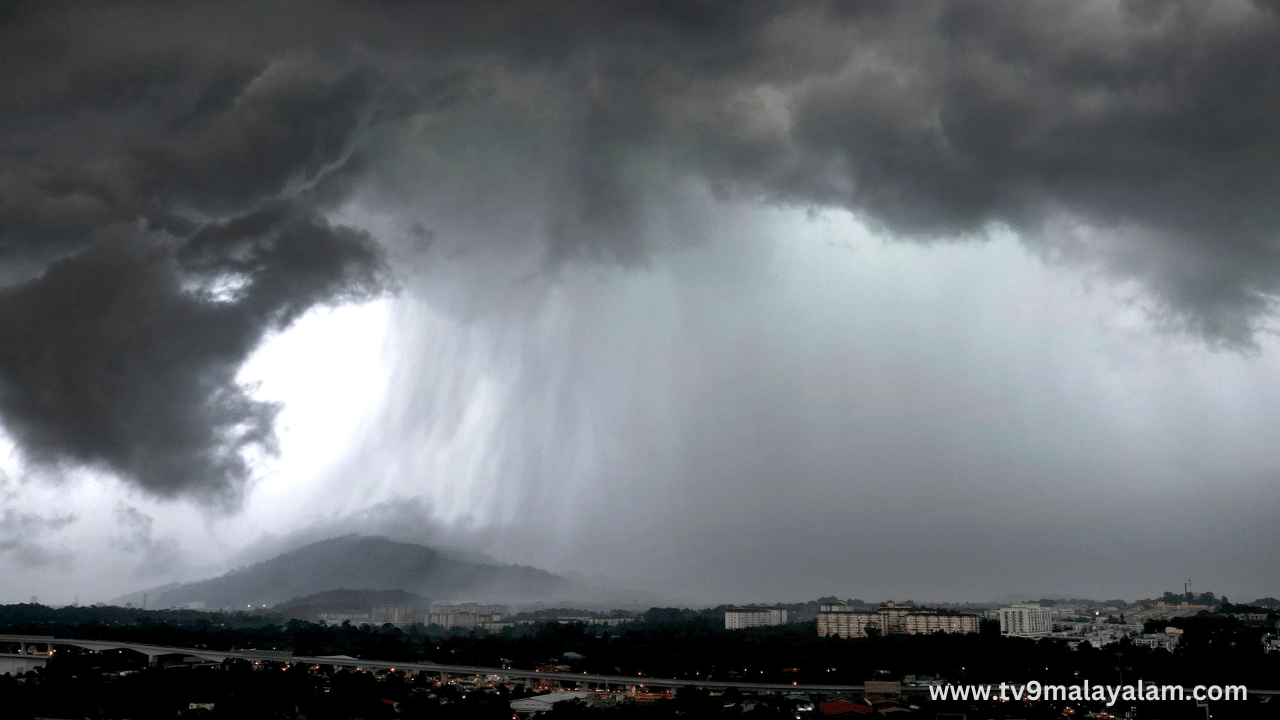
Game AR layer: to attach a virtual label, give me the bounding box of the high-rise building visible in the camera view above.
[818,601,980,638]
[372,605,415,625]
[997,604,1052,636]
[725,606,789,629]
[423,602,507,629]
[423,611,479,629]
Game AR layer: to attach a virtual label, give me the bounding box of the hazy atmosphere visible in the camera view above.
[2,0,1279,608]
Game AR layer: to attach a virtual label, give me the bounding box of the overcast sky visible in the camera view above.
[1,0,1278,607]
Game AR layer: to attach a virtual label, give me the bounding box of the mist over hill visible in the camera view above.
[111,536,644,610]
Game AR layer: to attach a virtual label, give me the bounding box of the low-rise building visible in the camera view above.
[1059,624,1146,649]
[864,680,901,697]
[317,612,370,625]
[552,616,633,626]
[511,691,595,715]
[725,606,788,629]
[1227,612,1272,623]
[1133,632,1179,651]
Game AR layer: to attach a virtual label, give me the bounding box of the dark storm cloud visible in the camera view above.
[792,1,1280,344]
[369,0,1280,341]
[2,0,1279,499]
[0,4,399,499]
[0,49,380,266]
[612,0,1280,344]
[0,203,383,501]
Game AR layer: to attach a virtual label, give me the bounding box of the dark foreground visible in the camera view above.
[0,604,1276,719]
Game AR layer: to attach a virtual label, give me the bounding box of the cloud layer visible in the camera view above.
[2,0,1279,501]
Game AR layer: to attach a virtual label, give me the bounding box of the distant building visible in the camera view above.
[423,611,479,629]
[864,680,901,697]
[997,604,1053,636]
[372,605,414,625]
[1227,612,1272,623]
[818,601,980,638]
[1133,633,1179,651]
[425,611,506,629]
[725,606,788,629]
[547,615,633,626]
[430,602,506,615]
[317,612,370,625]
[423,602,506,630]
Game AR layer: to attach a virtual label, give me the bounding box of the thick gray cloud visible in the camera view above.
[2,0,1279,503]
[0,203,382,501]
[0,507,76,570]
[0,7,397,498]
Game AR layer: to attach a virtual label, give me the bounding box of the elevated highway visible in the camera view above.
[5,635,1279,700]
[1,634,860,692]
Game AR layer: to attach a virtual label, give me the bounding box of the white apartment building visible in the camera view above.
[818,601,981,638]
[998,604,1053,636]
[725,606,788,629]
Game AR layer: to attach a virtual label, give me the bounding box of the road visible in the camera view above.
[1,634,861,693]
[6,634,1278,699]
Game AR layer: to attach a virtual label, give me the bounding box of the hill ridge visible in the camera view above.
[110,535,575,610]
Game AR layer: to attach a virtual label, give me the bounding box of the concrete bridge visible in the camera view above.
[0,634,55,675]
[4,635,1279,701]
[0,634,293,676]
[0,634,863,692]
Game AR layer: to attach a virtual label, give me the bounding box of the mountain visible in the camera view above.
[110,535,631,610]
